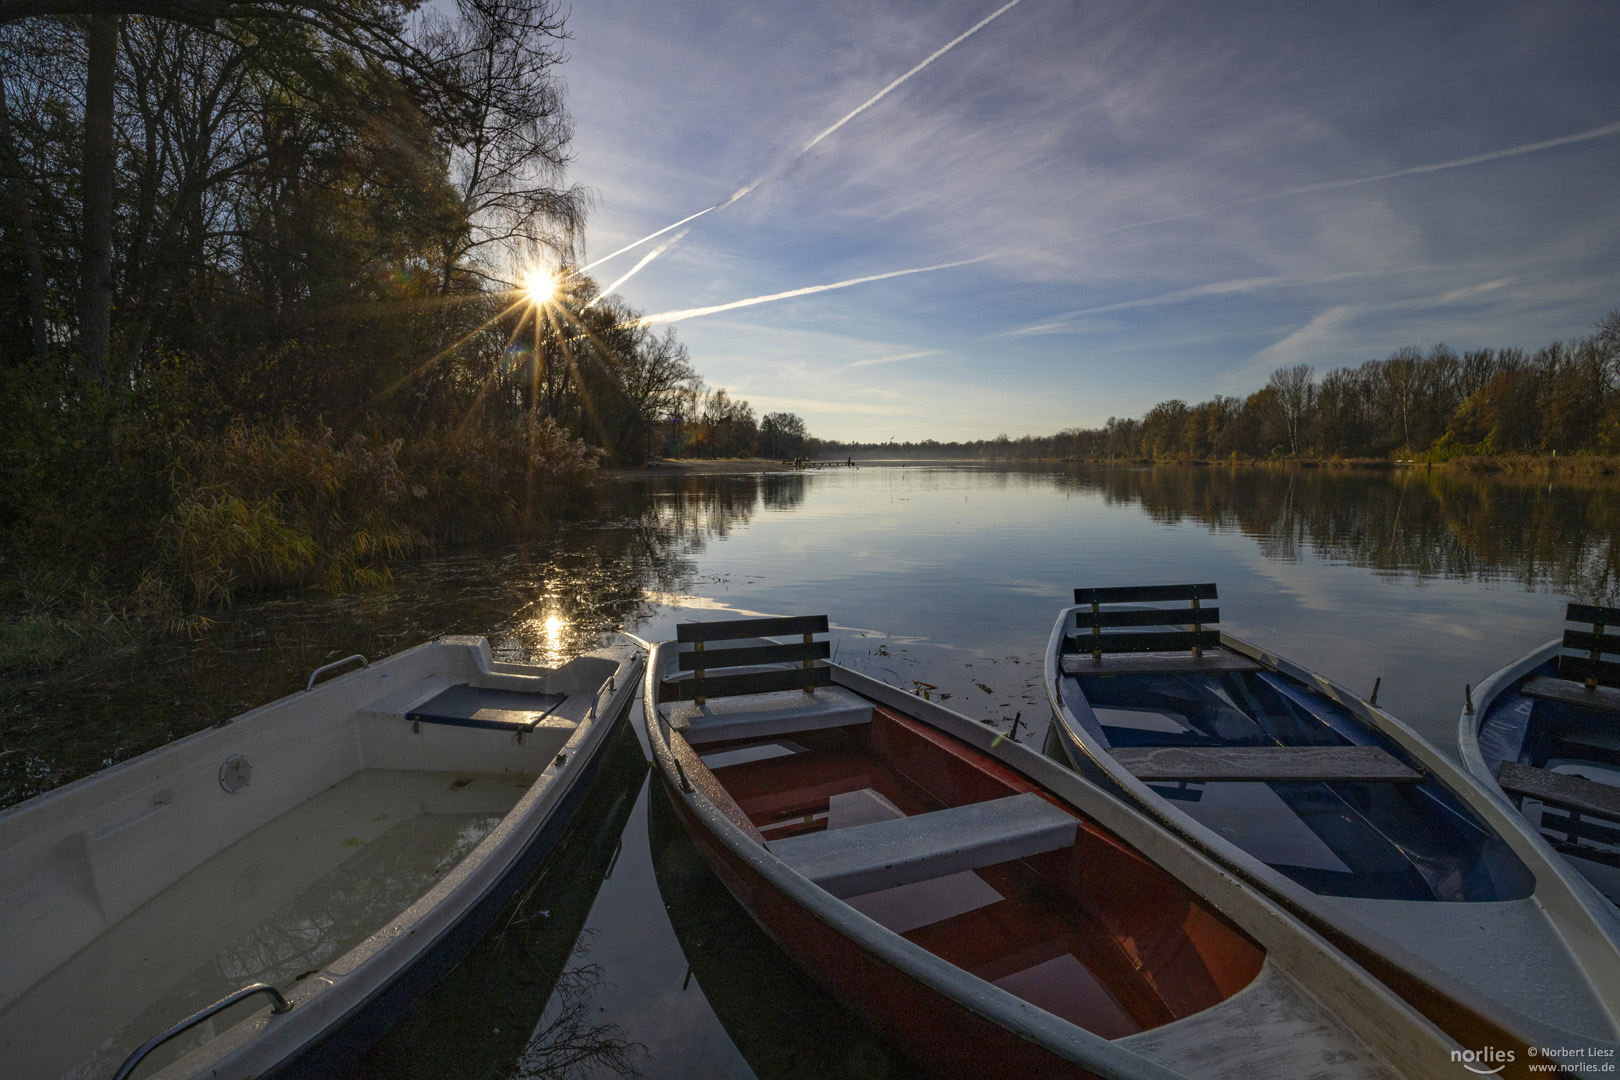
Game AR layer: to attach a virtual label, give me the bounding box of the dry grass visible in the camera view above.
[164,417,603,606]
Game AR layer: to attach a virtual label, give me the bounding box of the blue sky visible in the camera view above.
[558,0,1620,441]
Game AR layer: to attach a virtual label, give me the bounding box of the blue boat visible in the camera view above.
[1461,601,1620,907]
[1045,584,1620,1072]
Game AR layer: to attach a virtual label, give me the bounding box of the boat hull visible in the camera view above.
[0,637,644,1080]
[1460,639,1620,906]
[1044,611,1620,1074]
[659,769,1111,1080]
[268,695,638,1079]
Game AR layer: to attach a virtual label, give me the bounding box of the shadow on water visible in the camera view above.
[645,780,918,1080]
[344,724,650,1080]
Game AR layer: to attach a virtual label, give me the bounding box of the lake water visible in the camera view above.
[6,462,1618,1079]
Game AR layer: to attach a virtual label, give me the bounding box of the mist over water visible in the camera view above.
[6,462,1614,1078]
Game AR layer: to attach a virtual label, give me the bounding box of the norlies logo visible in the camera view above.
[1452,1048,1516,1075]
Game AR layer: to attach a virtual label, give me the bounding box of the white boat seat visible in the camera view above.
[1498,762,1620,821]
[660,685,872,745]
[767,792,1077,898]
[404,684,568,731]
[1111,745,1422,783]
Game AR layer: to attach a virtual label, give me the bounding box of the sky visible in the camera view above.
[555,0,1620,442]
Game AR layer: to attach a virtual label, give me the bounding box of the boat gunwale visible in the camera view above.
[1044,605,1620,1053]
[25,637,647,1080]
[645,640,1464,1080]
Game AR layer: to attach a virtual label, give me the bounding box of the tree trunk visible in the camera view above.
[0,72,48,364]
[80,12,118,382]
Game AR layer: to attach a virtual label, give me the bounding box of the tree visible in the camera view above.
[759,411,809,459]
[1267,363,1314,456]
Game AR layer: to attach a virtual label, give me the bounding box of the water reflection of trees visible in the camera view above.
[512,942,642,1080]
[1055,465,1620,603]
[1,474,771,806]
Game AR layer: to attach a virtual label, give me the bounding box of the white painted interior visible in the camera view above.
[0,636,641,1080]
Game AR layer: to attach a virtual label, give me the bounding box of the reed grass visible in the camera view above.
[164,417,603,606]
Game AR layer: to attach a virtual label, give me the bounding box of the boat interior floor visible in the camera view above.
[1069,670,1535,903]
[689,708,1265,1042]
[0,769,533,1080]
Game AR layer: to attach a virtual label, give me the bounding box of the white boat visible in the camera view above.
[1460,602,1620,905]
[644,614,1471,1080]
[0,634,642,1080]
[1045,584,1620,1071]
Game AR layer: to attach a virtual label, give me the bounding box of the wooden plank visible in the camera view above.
[1073,607,1221,629]
[1111,745,1423,783]
[677,640,829,671]
[767,792,1077,898]
[676,615,829,643]
[1498,762,1620,821]
[1074,583,1217,605]
[1567,602,1620,627]
[1522,675,1620,713]
[1067,629,1222,655]
[1562,629,1620,657]
[665,665,833,701]
[1061,651,1262,675]
[1557,655,1620,688]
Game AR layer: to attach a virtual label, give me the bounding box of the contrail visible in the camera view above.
[576,0,1026,280]
[1090,119,1620,240]
[634,257,986,326]
[797,0,1025,158]
[578,205,719,275]
[587,229,690,307]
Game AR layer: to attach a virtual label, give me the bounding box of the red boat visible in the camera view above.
[643,615,1462,1080]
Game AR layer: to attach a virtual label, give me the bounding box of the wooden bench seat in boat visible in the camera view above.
[766,792,1078,898]
[1521,675,1620,714]
[1110,745,1423,783]
[1497,761,1620,821]
[1061,652,1262,675]
[660,684,873,745]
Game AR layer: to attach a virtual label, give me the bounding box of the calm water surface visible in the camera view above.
[7,463,1619,1079]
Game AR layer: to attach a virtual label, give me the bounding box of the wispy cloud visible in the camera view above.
[839,349,940,371]
[1089,120,1620,243]
[576,0,1027,280]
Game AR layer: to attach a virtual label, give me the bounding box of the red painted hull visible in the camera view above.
[665,780,1113,1080]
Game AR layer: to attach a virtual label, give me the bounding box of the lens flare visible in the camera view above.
[524,270,557,306]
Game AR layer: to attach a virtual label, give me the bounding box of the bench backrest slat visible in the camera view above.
[665,665,832,701]
[1074,583,1217,605]
[1077,606,1221,630]
[677,640,829,671]
[1567,602,1620,627]
[677,615,829,643]
[1560,602,1620,689]
[1071,629,1222,655]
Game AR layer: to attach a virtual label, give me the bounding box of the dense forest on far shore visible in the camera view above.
[820,308,1620,466]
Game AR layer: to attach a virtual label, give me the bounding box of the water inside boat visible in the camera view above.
[692,707,1264,1040]
[1069,667,1536,903]
[0,769,534,1080]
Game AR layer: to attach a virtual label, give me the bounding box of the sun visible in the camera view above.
[523,270,556,306]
